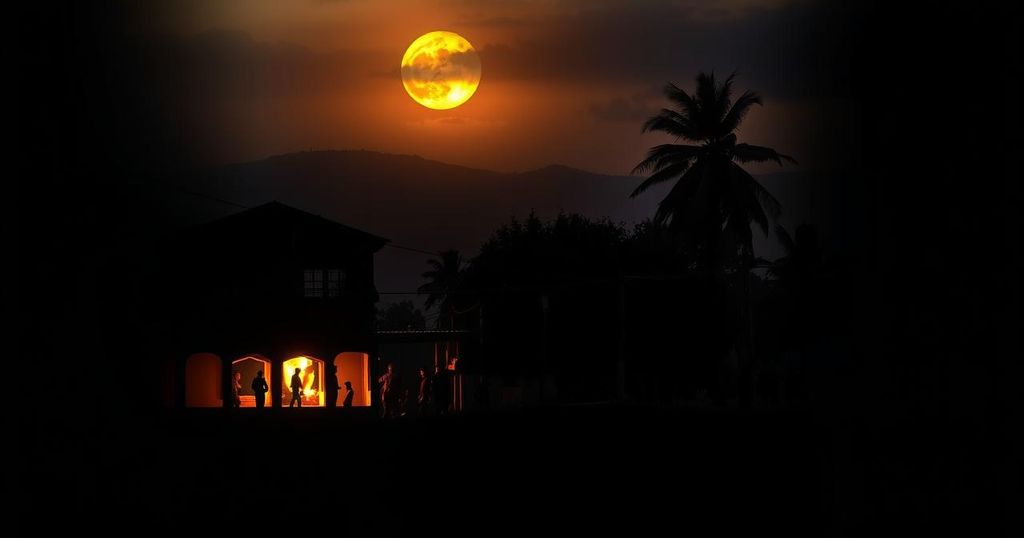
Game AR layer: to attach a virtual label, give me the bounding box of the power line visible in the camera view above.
[129,177,251,210]
[377,272,759,296]
[383,243,441,256]
[175,187,251,210]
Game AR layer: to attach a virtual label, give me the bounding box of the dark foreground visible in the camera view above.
[22,404,1016,534]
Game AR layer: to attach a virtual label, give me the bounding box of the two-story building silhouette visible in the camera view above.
[157,201,388,410]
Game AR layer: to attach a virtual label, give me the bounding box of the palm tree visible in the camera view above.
[418,249,464,329]
[766,223,827,406]
[768,223,823,288]
[631,72,796,269]
[632,72,795,407]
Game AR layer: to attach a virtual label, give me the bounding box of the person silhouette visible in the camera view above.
[398,388,410,417]
[378,363,397,417]
[343,381,354,408]
[326,364,340,408]
[251,370,268,409]
[417,367,431,416]
[231,371,242,408]
[289,367,303,407]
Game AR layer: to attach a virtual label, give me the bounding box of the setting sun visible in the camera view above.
[401,31,481,110]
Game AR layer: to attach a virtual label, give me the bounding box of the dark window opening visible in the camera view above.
[305,269,345,298]
[327,269,344,297]
[304,269,324,298]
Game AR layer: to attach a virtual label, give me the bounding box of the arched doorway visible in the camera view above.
[334,352,371,407]
[282,356,325,407]
[185,353,222,407]
[232,355,271,408]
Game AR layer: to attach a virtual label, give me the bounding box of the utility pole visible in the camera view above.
[539,293,549,402]
[616,277,627,402]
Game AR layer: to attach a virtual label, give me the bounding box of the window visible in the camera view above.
[327,269,344,297]
[304,269,324,298]
[304,269,345,298]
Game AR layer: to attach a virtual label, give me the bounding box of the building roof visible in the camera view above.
[376,329,475,343]
[188,200,390,253]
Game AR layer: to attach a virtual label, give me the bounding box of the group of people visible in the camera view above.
[229,361,452,414]
[377,362,453,418]
[318,365,355,408]
[231,370,270,408]
[230,367,354,408]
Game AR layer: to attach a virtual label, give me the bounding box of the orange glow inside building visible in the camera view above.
[335,352,371,407]
[185,353,222,407]
[233,356,271,407]
[283,356,325,407]
[182,351,372,408]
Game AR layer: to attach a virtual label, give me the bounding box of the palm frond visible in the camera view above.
[641,109,698,139]
[713,73,737,123]
[749,178,782,222]
[630,143,702,175]
[695,72,718,110]
[663,83,698,118]
[726,163,780,236]
[419,249,464,315]
[719,90,762,135]
[653,162,707,226]
[732,143,797,166]
[630,160,692,198]
[694,72,727,128]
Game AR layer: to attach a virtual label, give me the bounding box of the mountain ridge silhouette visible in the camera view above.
[172,149,827,293]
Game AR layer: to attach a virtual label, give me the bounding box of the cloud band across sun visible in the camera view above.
[401,31,481,110]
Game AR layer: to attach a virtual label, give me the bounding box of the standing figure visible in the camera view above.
[377,363,397,417]
[290,367,304,407]
[326,364,340,408]
[343,381,354,408]
[231,371,242,407]
[417,367,432,416]
[251,370,269,409]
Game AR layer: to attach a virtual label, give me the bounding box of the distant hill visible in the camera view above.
[183,150,659,240]
[174,150,831,293]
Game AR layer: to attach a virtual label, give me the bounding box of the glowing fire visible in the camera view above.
[282,356,324,406]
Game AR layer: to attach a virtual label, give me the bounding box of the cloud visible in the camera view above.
[130,1,862,107]
[401,49,480,83]
[455,15,530,28]
[589,90,662,123]
[405,116,506,128]
[135,29,393,101]
[475,1,861,99]
[104,1,862,172]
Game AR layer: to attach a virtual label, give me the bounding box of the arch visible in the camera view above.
[185,353,223,408]
[334,352,371,407]
[231,355,271,408]
[282,355,326,407]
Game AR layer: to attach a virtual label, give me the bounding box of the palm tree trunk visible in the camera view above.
[738,247,756,409]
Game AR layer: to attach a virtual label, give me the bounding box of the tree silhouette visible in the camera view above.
[376,300,427,330]
[769,223,823,288]
[418,249,464,329]
[631,72,795,269]
[462,213,631,401]
[632,72,796,406]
